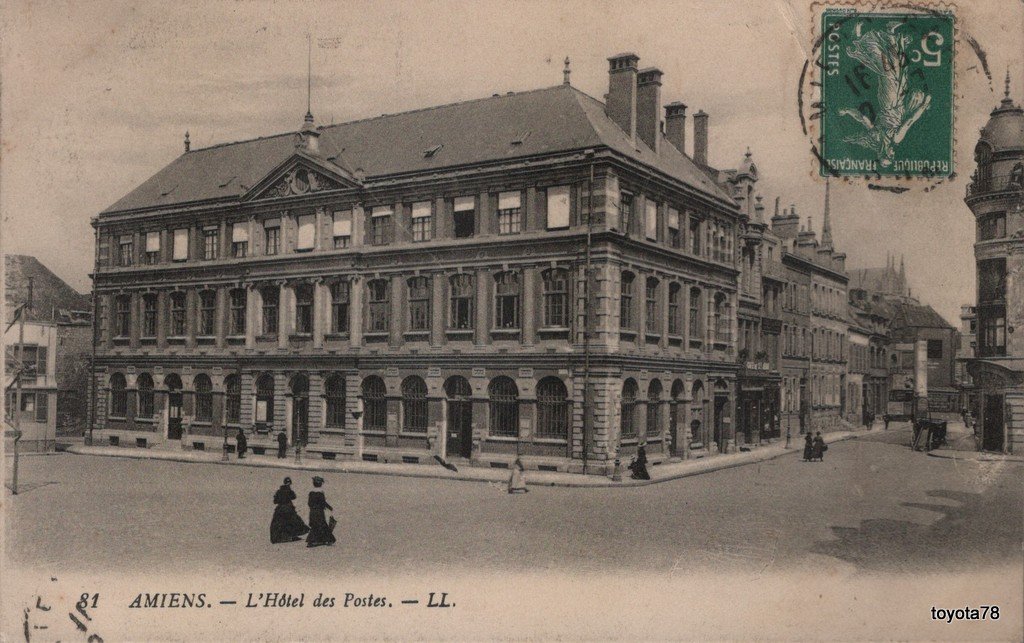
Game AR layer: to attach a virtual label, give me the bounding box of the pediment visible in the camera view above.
[244,153,360,201]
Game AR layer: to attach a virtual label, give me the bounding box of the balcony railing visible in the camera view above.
[966,173,1024,198]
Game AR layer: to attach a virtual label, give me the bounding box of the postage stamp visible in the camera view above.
[819,8,955,178]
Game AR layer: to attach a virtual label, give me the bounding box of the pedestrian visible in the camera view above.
[508,456,528,494]
[803,431,813,461]
[812,431,827,462]
[306,476,336,548]
[270,477,309,544]
[276,430,287,459]
[236,427,248,459]
[628,444,651,480]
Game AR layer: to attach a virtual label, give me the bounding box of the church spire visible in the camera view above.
[820,178,834,250]
[563,57,571,85]
[1001,67,1016,108]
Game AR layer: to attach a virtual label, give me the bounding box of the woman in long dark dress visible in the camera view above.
[803,432,814,461]
[812,432,826,462]
[628,445,651,480]
[270,477,309,543]
[306,476,336,548]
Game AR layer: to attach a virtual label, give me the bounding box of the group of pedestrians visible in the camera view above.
[803,431,828,462]
[270,476,337,547]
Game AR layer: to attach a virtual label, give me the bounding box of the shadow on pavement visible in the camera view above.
[812,489,1022,573]
[5,481,60,495]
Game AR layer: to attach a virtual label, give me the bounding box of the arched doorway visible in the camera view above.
[290,374,309,447]
[165,374,183,440]
[690,380,705,447]
[713,379,730,452]
[445,376,473,459]
[670,380,685,456]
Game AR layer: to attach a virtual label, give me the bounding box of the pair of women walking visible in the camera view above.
[270,476,336,547]
[803,432,827,462]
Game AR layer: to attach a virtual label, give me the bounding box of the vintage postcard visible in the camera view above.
[2,0,1022,640]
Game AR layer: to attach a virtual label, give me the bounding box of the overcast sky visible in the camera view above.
[2,0,1021,324]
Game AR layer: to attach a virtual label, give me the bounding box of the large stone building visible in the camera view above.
[5,255,92,451]
[90,53,766,473]
[964,74,1024,453]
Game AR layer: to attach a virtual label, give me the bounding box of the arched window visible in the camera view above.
[445,376,472,399]
[401,376,428,433]
[542,268,569,328]
[488,377,519,437]
[137,373,154,419]
[689,287,702,341]
[109,373,127,417]
[408,277,431,332]
[367,279,390,332]
[974,142,993,189]
[295,283,314,334]
[199,289,217,336]
[536,377,569,439]
[194,374,213,422]
[646,380,663,439]
[620,271,635,330]
[620,378,638,439]
[668,283,682,335]
[261,287,279,335]
[645,277,660,334]
[169,291,187,337]
[713,292,728,343]
[225,374,241,424]
[324,375,346,428]
[142,294,158,338]
[494,272,521,329]
[449,274,474,330]
[255,373,274,429]
[362,376,387,431]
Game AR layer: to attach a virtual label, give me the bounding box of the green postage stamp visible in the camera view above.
[820,9,954,178]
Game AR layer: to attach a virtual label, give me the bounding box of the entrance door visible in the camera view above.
[168,392,183,440]
[983,394,1004,452]
[445,377,473,459]
[291,375,310,447]
[714,395,729,450]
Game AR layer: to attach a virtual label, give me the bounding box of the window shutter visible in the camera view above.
[296,215,315,249]
[645,200,658,240]
[145,231,161,252]
[172,229,189,260]
[546,186,570,229]
[232,223,249,243]
[668,207,680,230]
[498,191,521,210]
[453,196,475,212]
[36,347,48,375]
[371,206,393,217]
[333,210,352,236]
[411,201,432,218]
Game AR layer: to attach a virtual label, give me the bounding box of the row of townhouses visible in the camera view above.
[87,52,961,471]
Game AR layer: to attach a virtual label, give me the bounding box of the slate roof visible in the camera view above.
[103,84,733,215]
[4,255,91,324]
[889,301,954,330]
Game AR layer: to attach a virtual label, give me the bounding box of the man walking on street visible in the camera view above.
[236,427,248,459]
[277,430,288,459]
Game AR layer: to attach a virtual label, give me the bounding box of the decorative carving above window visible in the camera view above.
[270,167,342,197]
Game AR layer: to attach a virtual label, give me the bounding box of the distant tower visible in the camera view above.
[820,179,834,251]
[563,57,571,85]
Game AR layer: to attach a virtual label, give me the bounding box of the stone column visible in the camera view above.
[658,278,669,349]
[522,266,536,345]
[430,272,445,347]
[312,279,326,348]
[389,276,404,346]
[474,268,490,345]
[277,282,288,349]
[156,291,168,348]
[350,277,363,348]
[185,288,198,349]
[216,287,228,349]
[478,191,492,236]
[245,286,257,349]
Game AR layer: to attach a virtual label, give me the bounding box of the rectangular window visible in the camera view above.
[262,289,279,335]
[494,272,521,329]
[35,392,48,423]
[118,235,134,267]
[371,206,393,245]
[453,196,475,238]
[449,274,474,330]
[142,296,157,337]
[21,392,35,413]
[296,214,316,251]
[330,281,350,334]
[199,291,216,336]
[115,296,131,337]
[367,280,390,332]
[202,227,219,260]
[926,339,943,359]
[229,289,246,335]
[645,200,658,240]
[645,279,659,333]
[546,186,571,230]
[689,216,701,255]
[332,210,352,248]
[144,231,161,264]
[170,293,186,336]
[978,212,1006,241]
[295,285,313,334]
[688,289,701,341]
[620,273,635,330]
[411,201,432,242]
[978,305,1007,357]
[542,270,568,328]
[34,346,47,376]
[172,228,189,261]
[497,191,522,235]
[231,223,249,257]
[264,220,281,255]
[619,192,633,233]
[979,258,1006,304]
[668,208,681,248]
[668,284,682,335]
[408,277,431,331]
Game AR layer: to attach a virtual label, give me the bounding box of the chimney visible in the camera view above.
[636,67,663,152]
[693,110,709,166]
[771,203,800,240]
[664,102,687,153]
[184,131,190,153]
[606,53,640,141]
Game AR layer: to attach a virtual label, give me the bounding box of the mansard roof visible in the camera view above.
[102,84,733,215]
[4,255,91,325]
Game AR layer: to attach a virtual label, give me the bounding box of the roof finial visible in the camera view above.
[305,32,314,123]
[1006,67,1011,99]
[563,57,571,85]
[821,178,833,249]
[184,131,190,153]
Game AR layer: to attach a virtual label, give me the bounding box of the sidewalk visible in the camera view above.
[919,419,1024,463]
[64,427,880,488]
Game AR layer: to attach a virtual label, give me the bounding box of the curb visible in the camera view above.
[925,450,1024,463]
[65,429,876,488]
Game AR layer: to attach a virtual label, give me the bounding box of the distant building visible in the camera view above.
[4,255,92,450]
[963,73,1024,453]
[886,300,960,413]
[956,304,977,411]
